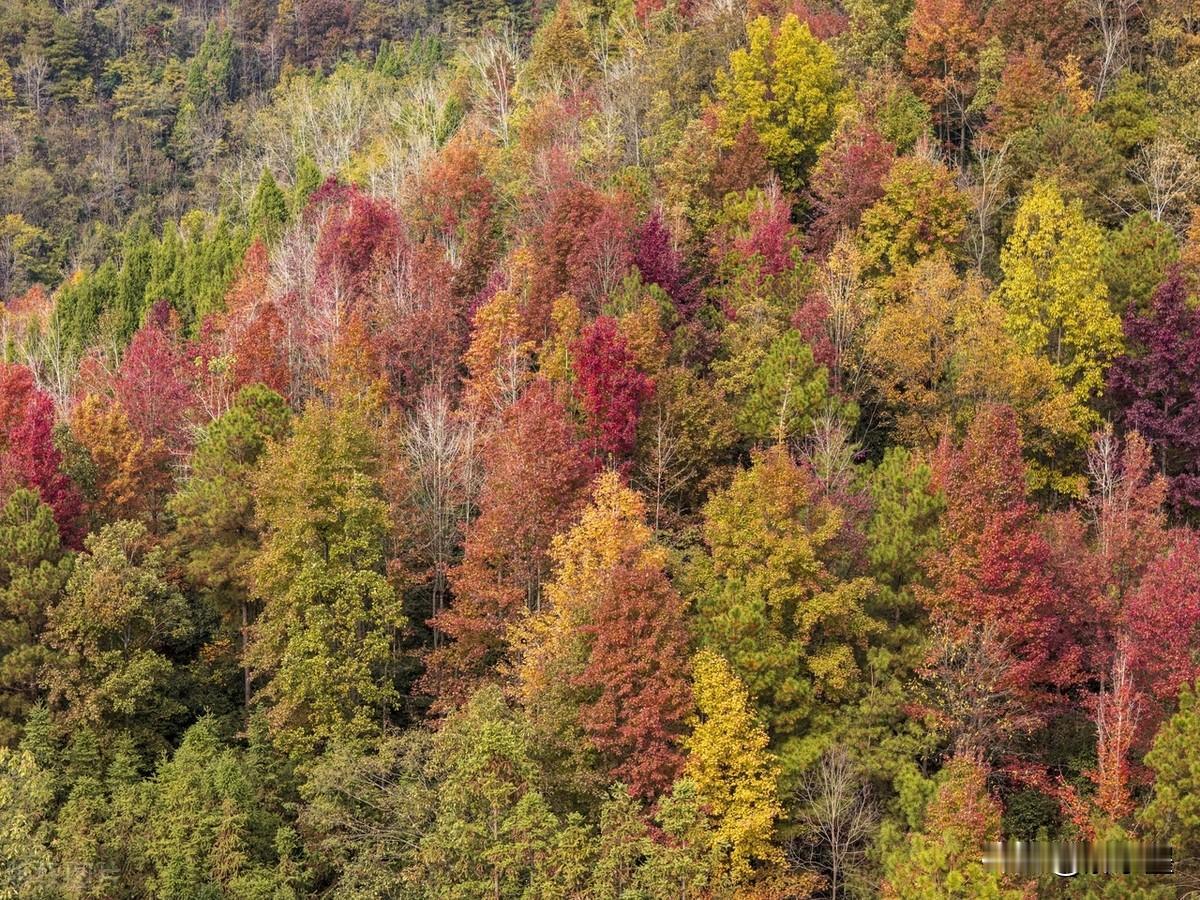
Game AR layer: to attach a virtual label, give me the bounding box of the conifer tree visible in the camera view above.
[417,686,559,894]
[45,520,197,755]
[737,328,833,444]
[249,169,290,244]
[169,385,292,710]
[0,490,71,747]
[248,383,405,756]
[1140,681,1200,859]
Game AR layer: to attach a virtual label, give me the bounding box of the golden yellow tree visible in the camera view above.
[515,473,662,696]
[716,15,847,188]
[685,649,784,884]
[999,180,1123,424]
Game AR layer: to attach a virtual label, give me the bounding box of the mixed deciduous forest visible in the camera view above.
[4,0,1200,895]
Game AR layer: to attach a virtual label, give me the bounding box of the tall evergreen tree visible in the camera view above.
[0,490,71,747]
[248,383,405,756]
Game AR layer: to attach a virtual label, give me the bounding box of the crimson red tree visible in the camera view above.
[1109,269,1200,516]
[806,122,895,257]
[924,406,1084,719]
[1123,533,1200,705]
[633,210,698,315]
[0,363,82,544]
[571,316,655,465]
[113,301,198,458]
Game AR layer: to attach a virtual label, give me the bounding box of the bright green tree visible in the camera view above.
[114,224,156,343]
[292,155,322,212]
[1140,682,1200,859]
[416,686,560,897]
[45,520,197,756]
[143,718,298,899]
[51,262,119,358]
[248,386,405,757]
[864,447,942,642]
[1102,211,1179,316]
[248,169,290,244]
[999,180,1123,421]
[846,447,944,785]
[736,329,834,444]
[716,14,848,188]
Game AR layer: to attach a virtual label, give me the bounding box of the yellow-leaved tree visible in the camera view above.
[999,180,1123,429]
[716,14,847,189]
[685,648,785,884]
[866,253,1090,495]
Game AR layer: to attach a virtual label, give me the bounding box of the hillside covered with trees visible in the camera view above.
[4,0,1200,895]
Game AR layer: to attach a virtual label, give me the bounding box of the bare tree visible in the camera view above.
[1,290,76,412]
[803,411,859,499]
[268,213,325,399]
[466,26,520,145]
[962,140,1010,272]
[791,747,878,900]
[1130,136,1200,230]
[1089,0,1138,99]
[1092,650,1141,820]
[1086,424,1121,558]
[16,51,49,117]
[813,236,869,399]
[927,623,1044,759]
[404,386,478,646]
[634,395,695,531]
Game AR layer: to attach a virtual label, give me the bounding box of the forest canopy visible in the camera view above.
[4,0,1200,895]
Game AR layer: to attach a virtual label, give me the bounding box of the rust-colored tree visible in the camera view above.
[575,548,693,799]
[420,380,594,713]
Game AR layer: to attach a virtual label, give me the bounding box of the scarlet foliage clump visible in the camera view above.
[925,406,1085,709]
[421,380,594,712]
[113,301,198,457]
[806,122,895,257]
[408,138,502,305]
[571,316,655,464]
[0,363,83,543]
[633,210,698,315]
[314,187,403,305]
[1109,269,1200,515]
[732,187,801,276]
[533,185,635,318]
[1122,534,1200,704]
